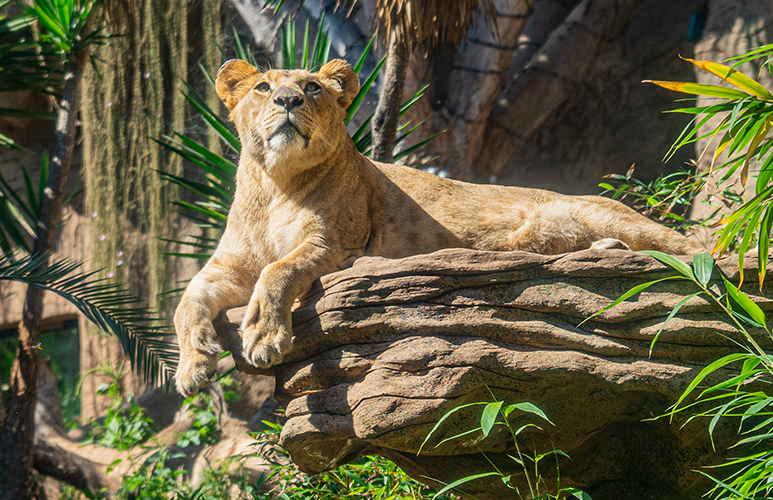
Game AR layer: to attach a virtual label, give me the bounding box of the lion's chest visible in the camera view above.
[262,199,313,260]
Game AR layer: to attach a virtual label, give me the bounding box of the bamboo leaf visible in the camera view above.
[693,252,714,286]
[418,402,489,455]
[645,80,752,100]
[563,488,593,500]
[435,427,483,448]
[578,276,682,326]
[432,472,500,499]
[740,114,773,186]
[481,401,503,437]
[508,402,553,424]
[684,58,773,100]
[723,276,766,327]
[649,292,702,355]
[670,353,750,411]
[758,204,773,288]
[640,250,696,280]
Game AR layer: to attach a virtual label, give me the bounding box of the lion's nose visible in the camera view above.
[274,88,304,111]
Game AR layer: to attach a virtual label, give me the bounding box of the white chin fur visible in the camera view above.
[267,132,302,151]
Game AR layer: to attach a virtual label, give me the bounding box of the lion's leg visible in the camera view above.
[509,200,702,255]
[174,255,254,397]
[507,203,595,254]
[241,238,342,368]
[573,197,704,254]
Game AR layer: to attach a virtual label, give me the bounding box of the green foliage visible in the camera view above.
[0,1,58,149]
[80,362,154,450]
[19,0,110,56]
[0,0,178,386]
[66,399,455,500]
[418,392,590,500]
[0,324,80,428]
[176,393,220,448]
[599,164,742,232]
[0,252,177,385]
[647,49,773,285]
[113,449,187,500]
[254,420,455,500]
[583,251,773,499]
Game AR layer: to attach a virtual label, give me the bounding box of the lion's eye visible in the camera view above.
[255,82,271,93]
[305,81,320,92]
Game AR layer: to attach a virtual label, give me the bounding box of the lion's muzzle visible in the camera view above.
[273,86,304,111]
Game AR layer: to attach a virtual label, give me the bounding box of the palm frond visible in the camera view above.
[0,252,177,386]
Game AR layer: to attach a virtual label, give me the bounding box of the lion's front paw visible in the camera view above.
[241,317,293,369]
[175,350,217,397]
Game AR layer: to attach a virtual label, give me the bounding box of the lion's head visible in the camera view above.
[216,59,360,177]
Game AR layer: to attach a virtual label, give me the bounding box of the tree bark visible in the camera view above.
[476,0,644,180]
[402,0,533,179]
[371,36,410,163]
[0,46,89,500]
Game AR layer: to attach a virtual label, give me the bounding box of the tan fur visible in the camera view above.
[173,59,703,396]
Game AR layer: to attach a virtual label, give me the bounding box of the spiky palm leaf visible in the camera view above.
[0,154,175,386]
[0,252,177,385]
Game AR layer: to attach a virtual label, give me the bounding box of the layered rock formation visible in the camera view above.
[216,249,773,500]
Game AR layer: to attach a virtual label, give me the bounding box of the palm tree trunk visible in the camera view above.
[371,36,410,163]
[477,0,645,180]
[0,46,89,500]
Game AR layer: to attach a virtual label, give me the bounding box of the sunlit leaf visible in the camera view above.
[693,252,714,286]
[684,58,773,100]
[578,275,682,326]
[723,276,766,327]
[481,401,503,437]
[645,80,752,100]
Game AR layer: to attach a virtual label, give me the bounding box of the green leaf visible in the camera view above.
[758,203,773,287]
[578,275,682,326]
[649,292,702,355]
[393,130,446,162]
[418,402,489,455]
[684,58,773,100]
[435,426,483,448]
[508,402,553,424]
[0,253,176,385]
[180,91,240,153]
[670,353,750,411]
[645,80,752,100]
[692,252,714,286]
[345,55,386,125]
[481,401,503,437]
[563,487,594,500]
[723,276,766,326]
[639,250,695,280]
[432,472,500,499]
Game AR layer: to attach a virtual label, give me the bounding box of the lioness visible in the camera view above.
[173,58,702,397]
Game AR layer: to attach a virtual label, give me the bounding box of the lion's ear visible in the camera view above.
[317,59,359,109]
[216,59,261,110]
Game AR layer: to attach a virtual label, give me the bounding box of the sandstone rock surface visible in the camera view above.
[218,249,773,500]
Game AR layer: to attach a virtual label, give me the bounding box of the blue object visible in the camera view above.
[687,12,706,42]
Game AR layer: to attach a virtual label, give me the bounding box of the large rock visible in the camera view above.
[217,249,773,500]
